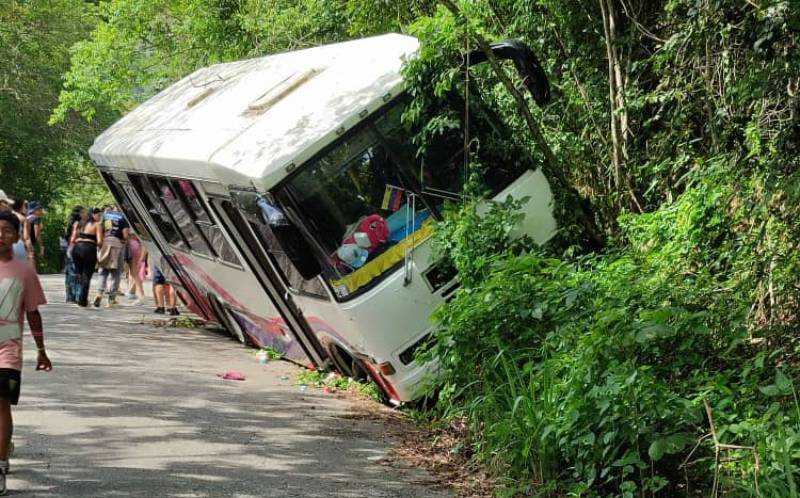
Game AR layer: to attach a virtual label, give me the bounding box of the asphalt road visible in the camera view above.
[7,274,448,497]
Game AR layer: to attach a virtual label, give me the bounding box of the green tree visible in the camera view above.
[1,0,112,271]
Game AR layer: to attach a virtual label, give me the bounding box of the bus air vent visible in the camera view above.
[422,260,458,294]
[399,333,435,366]
[246,68,322,114]
[186,87,216,108]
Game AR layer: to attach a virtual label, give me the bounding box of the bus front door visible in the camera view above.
[208,197,330,369]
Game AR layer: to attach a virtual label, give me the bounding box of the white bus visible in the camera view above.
[89,34,557,403]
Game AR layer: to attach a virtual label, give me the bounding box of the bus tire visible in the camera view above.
[327,343,368,382]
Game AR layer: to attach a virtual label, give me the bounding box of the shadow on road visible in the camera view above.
[8,276,445,497]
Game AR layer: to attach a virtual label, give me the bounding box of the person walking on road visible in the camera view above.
[0,210,52,496]
[25,202,44,269]
[64,206,85,303]
[94,206,129,308]
[71,208,103,308]
[153,266,179,316]
[9,200,29,264]
[124,233,145,304]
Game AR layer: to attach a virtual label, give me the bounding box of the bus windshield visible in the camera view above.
[282,102,432,299]
[281,95,532,300]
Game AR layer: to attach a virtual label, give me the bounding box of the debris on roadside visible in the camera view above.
[296,368,381,400]
[217,370,246,381]
[150,316,206,329]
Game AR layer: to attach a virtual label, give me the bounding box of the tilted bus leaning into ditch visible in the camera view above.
[89,34,557,404]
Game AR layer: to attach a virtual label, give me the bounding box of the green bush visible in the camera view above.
[423,165,800,497]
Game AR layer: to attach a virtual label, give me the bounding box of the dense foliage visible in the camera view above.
[415,1,800,496]
[30,0,800,495]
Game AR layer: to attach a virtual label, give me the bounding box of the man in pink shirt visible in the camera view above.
[0,211,51,495]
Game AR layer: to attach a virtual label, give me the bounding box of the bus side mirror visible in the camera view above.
[467,40,551,107]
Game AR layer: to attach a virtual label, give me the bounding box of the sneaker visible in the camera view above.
[106,297,117,308]
[93,295,103,308]
[168,308,180,316]
[127,292,136,299]
[154,307,165,314]
[0,460,8,495]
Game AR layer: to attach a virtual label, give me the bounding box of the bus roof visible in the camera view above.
[89,34,419,188]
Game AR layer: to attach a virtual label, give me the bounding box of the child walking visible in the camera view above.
[0,211,51,495]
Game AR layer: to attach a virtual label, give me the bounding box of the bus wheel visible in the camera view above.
[328,343,368,382]
[208,295,247,346]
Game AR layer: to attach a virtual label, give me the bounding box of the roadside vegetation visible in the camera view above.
[4,0,799,496]
[405,2,800,497]
[1,0,113,272]
[297,368,383,401]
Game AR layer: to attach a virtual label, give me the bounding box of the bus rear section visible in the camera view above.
[97,169,323,367]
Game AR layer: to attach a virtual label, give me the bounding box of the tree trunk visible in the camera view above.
[600,0,642,212]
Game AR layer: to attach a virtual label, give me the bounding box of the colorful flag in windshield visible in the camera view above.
[381,185,404,212]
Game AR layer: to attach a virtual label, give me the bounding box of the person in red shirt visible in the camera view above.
[0,211,52,495]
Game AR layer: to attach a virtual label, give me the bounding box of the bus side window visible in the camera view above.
[174,182,240,265]
[99,172,151,240]
[129,174,187,250]
[152,178,214,257]
[228,197,328,299]
[249,218,328,299]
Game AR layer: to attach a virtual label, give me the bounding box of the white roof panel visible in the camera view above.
[90,34,419,187]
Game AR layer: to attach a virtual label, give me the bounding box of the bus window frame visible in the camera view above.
[186,184,243,267]
[129,173,189,251]
[271,94,440,303]
[227,194,330,300]
[271,87,531,303]
[99,170,152,241]
[150,176,215,258]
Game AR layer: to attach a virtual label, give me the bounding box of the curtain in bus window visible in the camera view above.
[153,178,213,257]
[129,175,184,248]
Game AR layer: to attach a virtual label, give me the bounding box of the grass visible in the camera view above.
[296,368,382,401]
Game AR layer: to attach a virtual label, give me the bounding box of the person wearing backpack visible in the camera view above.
[93,205,129,307]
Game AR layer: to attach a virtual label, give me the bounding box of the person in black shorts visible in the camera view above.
[152,267,179,316]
